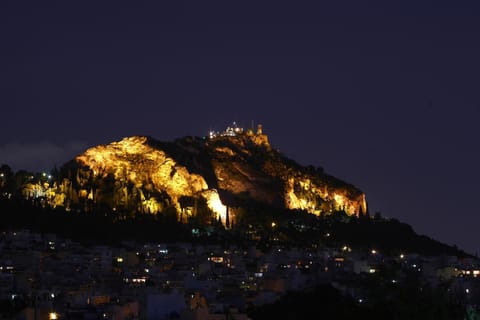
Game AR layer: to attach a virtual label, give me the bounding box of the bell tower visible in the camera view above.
[257,124,263,135]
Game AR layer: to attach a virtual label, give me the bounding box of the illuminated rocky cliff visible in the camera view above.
[22,125,367,226]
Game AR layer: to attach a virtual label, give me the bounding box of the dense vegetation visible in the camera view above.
[0,194,470,258]
[249,280,464,320]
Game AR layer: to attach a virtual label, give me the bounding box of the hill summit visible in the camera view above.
[21,123,367,226]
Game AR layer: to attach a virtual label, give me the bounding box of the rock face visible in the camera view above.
[29,127,367,226]
[74,136,209,214]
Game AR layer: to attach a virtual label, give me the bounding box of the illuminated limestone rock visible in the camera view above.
[29,128,367,224]
[211,158,280,205]
[284,176,367,215]
[202,189,227,222]
[206,131,365,216]
[75,136,209,214]
[22,183,45,199]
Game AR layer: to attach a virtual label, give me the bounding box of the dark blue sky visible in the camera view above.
[1,1,479,255]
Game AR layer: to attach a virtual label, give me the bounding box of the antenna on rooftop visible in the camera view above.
[251,120,254,130]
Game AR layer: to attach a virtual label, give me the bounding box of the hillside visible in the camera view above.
[0,124,471,257]
[13,125,366,226]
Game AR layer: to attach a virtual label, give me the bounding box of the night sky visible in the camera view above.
[1,1,479,255]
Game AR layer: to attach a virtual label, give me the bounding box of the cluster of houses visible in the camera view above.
[1,229,479,319]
